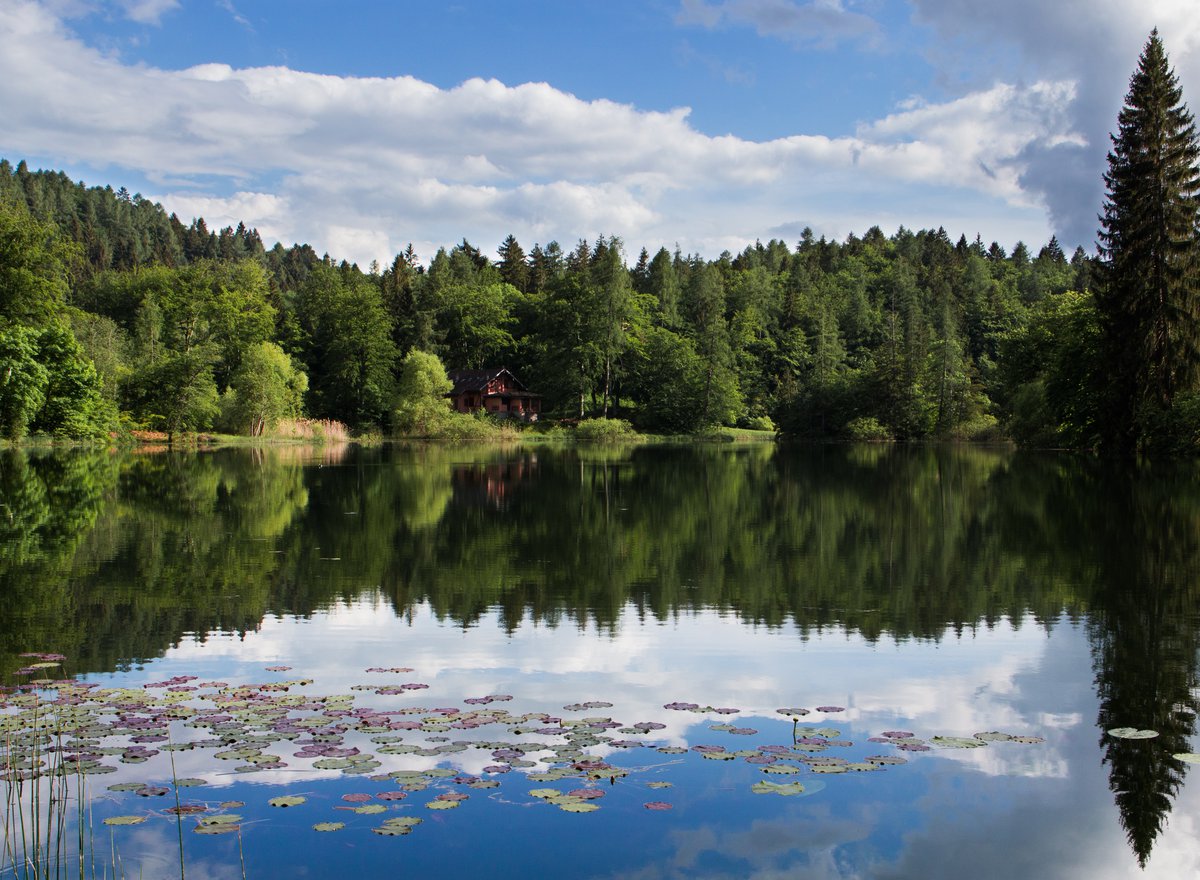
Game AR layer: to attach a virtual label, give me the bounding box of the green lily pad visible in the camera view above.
[426,799,459,810]
[107,782,148,792]
[198,814,242,826]
[930,736,987,748]
[751,780,807,795]
[382,817,422,828]
[1174,753,1200,763]
[529,788,560,799]
[646,781,673,789]
[174,778,207,787]
[761,764,801,774]
[313,822,345,832]
[373,826,413,836]
[268,796,306,808]
[102,815,146,826]
[194,824,241,835]
[1108,728,1158,739]
[558,801,599,813]
[354,804,387,814]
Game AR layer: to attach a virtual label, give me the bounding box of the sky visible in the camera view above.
[3,0,1200,268]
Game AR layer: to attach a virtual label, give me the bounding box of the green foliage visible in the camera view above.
[574,417,639,442]
[394,350,454,437]
[0,325,48,440]
[1097,31,1200,453]
[220,342,308,436]
[844,416,892,442]
[296,264,398,429]
[0,198,75,326]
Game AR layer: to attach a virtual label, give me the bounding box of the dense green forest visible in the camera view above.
[0,157,1096,444]
[0,32,1196,452]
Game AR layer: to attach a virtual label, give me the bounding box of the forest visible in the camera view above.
[0,157,1098,446]
[0,33,1196,452]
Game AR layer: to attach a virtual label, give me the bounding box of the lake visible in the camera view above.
[2,441,1199,878]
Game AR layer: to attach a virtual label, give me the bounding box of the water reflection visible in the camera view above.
[2,443,1200,872]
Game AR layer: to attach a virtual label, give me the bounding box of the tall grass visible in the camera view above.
[268,418,351,443]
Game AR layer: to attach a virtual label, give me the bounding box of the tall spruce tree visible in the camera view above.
[1098,30,1200,453]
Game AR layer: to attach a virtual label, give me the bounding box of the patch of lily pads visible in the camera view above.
[2,654,1050,850]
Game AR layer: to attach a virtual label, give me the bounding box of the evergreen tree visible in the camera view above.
[1097,30,1200,453]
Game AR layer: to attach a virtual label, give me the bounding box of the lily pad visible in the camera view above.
[1173,753,1200,763]
[426,799,459,810]
[1108,728,1158,740]
[313,822,345,832]
[1104,725,1152,739]
[558,801,599,813]
[752,780,806,795]
[354,803,387,814]
[103,815,146,826]
[643,801,673,810]
[646,781,674,789]
[268,795,306,808]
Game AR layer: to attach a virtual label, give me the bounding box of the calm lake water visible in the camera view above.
[2,442,1199,879]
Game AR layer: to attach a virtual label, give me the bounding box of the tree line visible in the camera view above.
[0,31,1196,452]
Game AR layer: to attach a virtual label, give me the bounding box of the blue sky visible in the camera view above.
[3,1,1199,267]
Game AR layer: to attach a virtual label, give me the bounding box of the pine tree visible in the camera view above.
[1098,30,1200,452]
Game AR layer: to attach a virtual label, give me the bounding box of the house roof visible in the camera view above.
[446,367,534,395]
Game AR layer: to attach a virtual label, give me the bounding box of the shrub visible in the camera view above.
[575,417,639,442]
[844,416,893,443]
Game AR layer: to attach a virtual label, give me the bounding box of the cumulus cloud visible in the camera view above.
[909,0,1200,247]
[0,0,1070,265]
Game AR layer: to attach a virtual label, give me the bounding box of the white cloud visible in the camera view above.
[0,0,1070,266]
[114,0,178,25]
[677,0,882,49]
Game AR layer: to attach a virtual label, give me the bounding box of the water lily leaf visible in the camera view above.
[220,801,244,809]
[426,799,459,810]
[376,791,408,801]
[103,815,146,826]
[974,731,1014,742]
[383,817,422,828]
[643,801,672,810]
[373,826,412,836]
[777,708,810,717]
[866,755,908,766]
[354,804,387,814]
[546,795,583,806]
[107,782,147,792]
[529,788,561,799]
[268,796,306,808]
[846,763,881,772]
[194,824,240,835]
[931,736,987,749]
[810,764,847,774]
[1108,727,1159,739]
[1174,753,1200,763]
[174,778,207,787]
[1009,736,1045,744]
[752,780,806,796]
[166,805,208,816]
[313,822,345,832]
[702,751,735,761]
[761,764,801,775]
[657,747,687,755]
[341,793,372,803]
[558,801,599,813]
[135,786,169,797]
[199,814,242,826]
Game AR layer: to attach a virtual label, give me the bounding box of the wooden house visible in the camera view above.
[446,367,542,421]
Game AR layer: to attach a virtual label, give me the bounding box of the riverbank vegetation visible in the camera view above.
[0,32,1196,453]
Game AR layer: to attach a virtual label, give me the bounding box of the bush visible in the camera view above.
[575,417,639,442]
[844,416,893,442]
[739,414,776,432]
